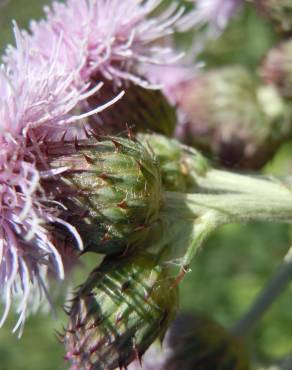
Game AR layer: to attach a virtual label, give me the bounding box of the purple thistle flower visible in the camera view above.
[5,0,186,89]
[4,22,123,141]
[145,64,198,105]
[0,0,186,332]
[179,0,243,37]
[0,23,121,332]
[0,139,68,334]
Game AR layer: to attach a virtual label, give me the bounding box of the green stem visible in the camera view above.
[164,191,292,225]
[231,246,292,338]
[192,169,291,197]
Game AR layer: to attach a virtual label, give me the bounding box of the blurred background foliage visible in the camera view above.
[1,0,292,369]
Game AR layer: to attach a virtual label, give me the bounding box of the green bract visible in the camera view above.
[64,254,178,370]
[138,133,209,192]
[44,137,162,255]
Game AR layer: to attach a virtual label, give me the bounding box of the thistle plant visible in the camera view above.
[40,131,292,275]
[0,0,189,330]
[3,0,292,369]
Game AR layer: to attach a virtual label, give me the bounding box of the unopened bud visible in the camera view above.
[175,66,279,169]
[254,0,292,33]
[42,137,162,255]
[261,39,292,98]
[164,313,249,370]
[64,254,178,370]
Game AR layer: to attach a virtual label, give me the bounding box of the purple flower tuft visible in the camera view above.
[5,0,186,89]
[179,0,243,37]
[0,139,71,334]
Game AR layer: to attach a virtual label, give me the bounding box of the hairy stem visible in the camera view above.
[164,191,292,225]
[192,169,291,197]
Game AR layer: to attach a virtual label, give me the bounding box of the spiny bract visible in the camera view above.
[64,254,178,370]
[42,136,162,255]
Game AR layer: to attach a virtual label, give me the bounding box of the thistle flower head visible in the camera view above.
[261,39,292,98]
[0,138,76,334]
[63,254,178,370]
[0,24,100,330]
[254,0,292,32]
[173,66,277,169]
[6,0,186,89]
[42,137,162,256]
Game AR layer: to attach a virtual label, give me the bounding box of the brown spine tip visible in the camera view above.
[117,200,127,209]
[133,344,142,366]
[121,281,131,292]
[74,136,80,151]
[99,172,109,181]
[60,130,67,144]
[83,153,95,164]
[126,123,134,140]
[134,225,146,232]
[172,264,190,287]
[111,139,122,152]
[101,232,111,244]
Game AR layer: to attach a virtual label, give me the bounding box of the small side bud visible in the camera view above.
[138,133,209,192]
[63,254,178,370]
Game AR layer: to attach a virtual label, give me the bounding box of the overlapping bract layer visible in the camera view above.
[64,254,178,370]
[42,137,162,255]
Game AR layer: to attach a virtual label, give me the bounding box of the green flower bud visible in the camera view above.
[138,133,209,192]
[43,137,162,255]
[254,0,292,33]
[164,313,249,370]
[88,80,176,136]
[175,66,280,169]
[63,254,178,370]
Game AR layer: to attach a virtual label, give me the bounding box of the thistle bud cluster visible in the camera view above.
[4,0,292,369]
